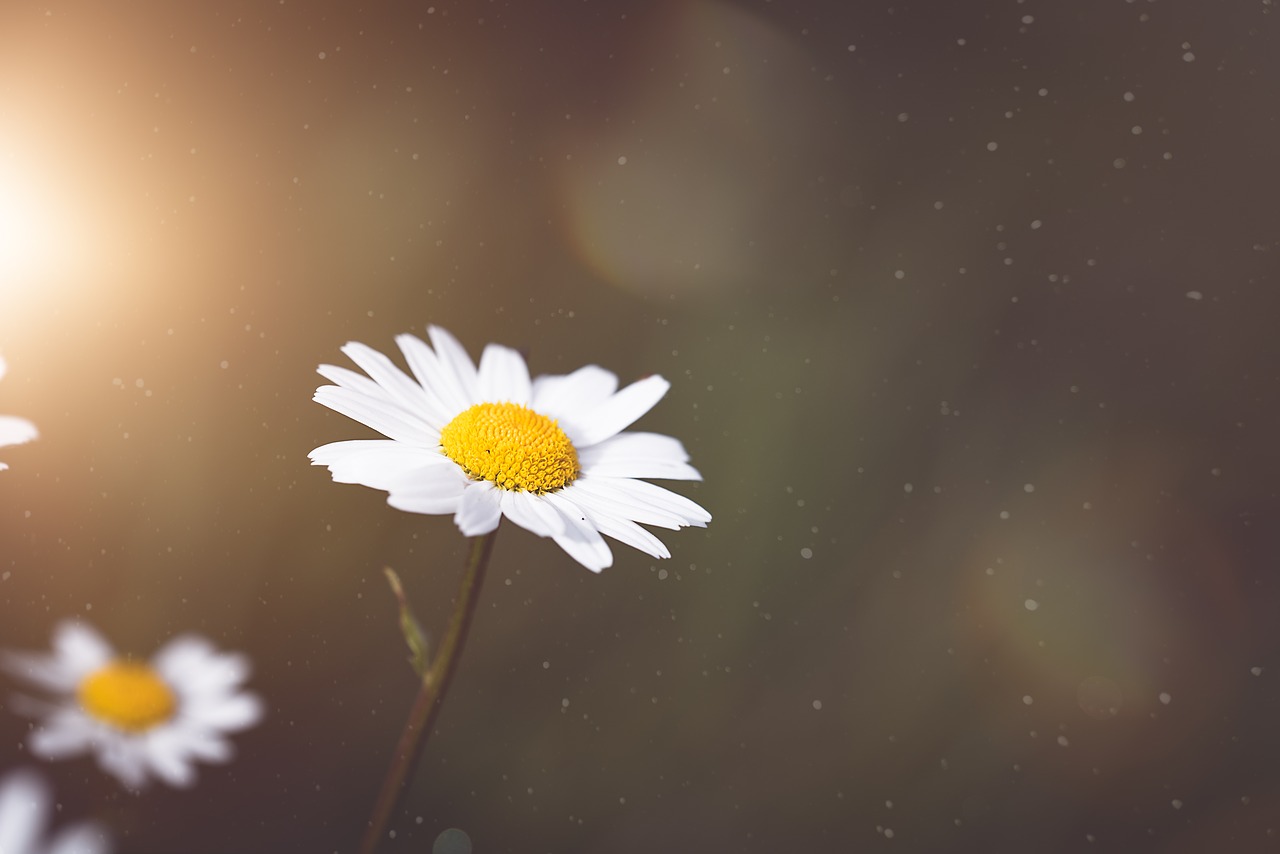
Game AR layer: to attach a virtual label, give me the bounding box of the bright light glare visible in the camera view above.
[0,154,82,292]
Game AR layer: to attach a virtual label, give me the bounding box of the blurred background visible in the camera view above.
[2,1,1279,851]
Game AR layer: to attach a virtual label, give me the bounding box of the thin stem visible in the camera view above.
[358,529,499,854]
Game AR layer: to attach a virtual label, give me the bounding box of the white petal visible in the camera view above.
[0,355,6,380]
[53,622,114,676]
[29,713,97,760]
[173,727,233,762]
[454,482,503,536]
[309,440,451,490]
[426,325,479,404]
[578,431,702,481]
[98,740,149,790]
[395,333,472,416]
[385,465,468,515]
[319,359,457,430]
[340,341,451,428]
[477,344,532,404]
[316,362,389,398]
[531,365,617,416]
[1,651,75,693]
[581,508,672,559]
[0,770,47,854]
[542,492,614,572]
[187,693,263,732]
[155,638,251,701]
[141,730,197,788]
[497,490,566,538]
[586,477,711,526]
[0,415,38,447]
[313,385,436,446]
[559,375,670,447]
[561,479,693,530]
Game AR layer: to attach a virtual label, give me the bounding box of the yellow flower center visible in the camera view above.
[440,402,579,493]
[77,661,177,732]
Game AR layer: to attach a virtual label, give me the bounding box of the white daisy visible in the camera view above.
[0,355,38,472]
[309,325,710,572]
[0,769,109,854]
[2,622,264,792]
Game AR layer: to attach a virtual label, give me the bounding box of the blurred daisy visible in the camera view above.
[0,355,38,471]
[2,622,264,791]
[310,325,710,572]
[0,769,109,854]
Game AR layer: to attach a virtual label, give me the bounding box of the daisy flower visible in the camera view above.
[2,622,264,792]
[0,355,38,471]
[0,769,109,854]
[309,325,710,572]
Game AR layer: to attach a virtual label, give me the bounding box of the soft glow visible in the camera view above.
[0,156,69,288]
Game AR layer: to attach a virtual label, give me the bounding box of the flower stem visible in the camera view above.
[358,530,499,854]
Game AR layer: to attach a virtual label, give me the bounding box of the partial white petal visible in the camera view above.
[385,465,468,515]
[313,386,434,446]
[531,365,617,417]
[498,490,566,538]
[0,415,38,448]
[0,355,6,381]
[561,479,693,530]
[579,432,702,481]
[340,341,451,429]
[584,477,711,526]
[319,359,461,432]
[141,730,197,788]
[186,693,263,732]
[396,333,472,416]
[542,492,614,572]
[151,634,217,675]
[98,740,149,790]
[316,363,388,398]
[1,651,78,693]
[309,440,450,490]
[559,375,670,447]
[52,622,114,676]
[155,639,251,701]
[426,325,479,404]
[477,344,532,404]
[580,507,672,559]
[0,770,47,854]
[454,482,503,536]
[173,727,233,763]
[46,821,111,854]
[30,714,97,760]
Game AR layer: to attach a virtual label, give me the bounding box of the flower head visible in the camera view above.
[310,325,710,571]
[0,769,109,854]
[2,622,264,791]
[0,355,38,471]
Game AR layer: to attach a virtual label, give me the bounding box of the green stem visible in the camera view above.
[358,529,499,854]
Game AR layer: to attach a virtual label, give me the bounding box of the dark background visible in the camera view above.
[2,1,1279,851]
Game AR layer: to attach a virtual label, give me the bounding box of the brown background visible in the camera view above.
[2,1,1279,852]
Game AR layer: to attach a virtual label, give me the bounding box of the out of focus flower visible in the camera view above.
[0,769,109,854]
[0,355,38,471]
[310,325,710,572]
[2,622,263,791]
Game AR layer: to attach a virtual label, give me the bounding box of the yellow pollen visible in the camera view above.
[77,661,177,732]
[440,402,579,493]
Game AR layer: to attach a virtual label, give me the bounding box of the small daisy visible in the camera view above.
[2,622,264,792]
[309,325,710,572]
[0,355,38,471]
[0,769,109,854]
